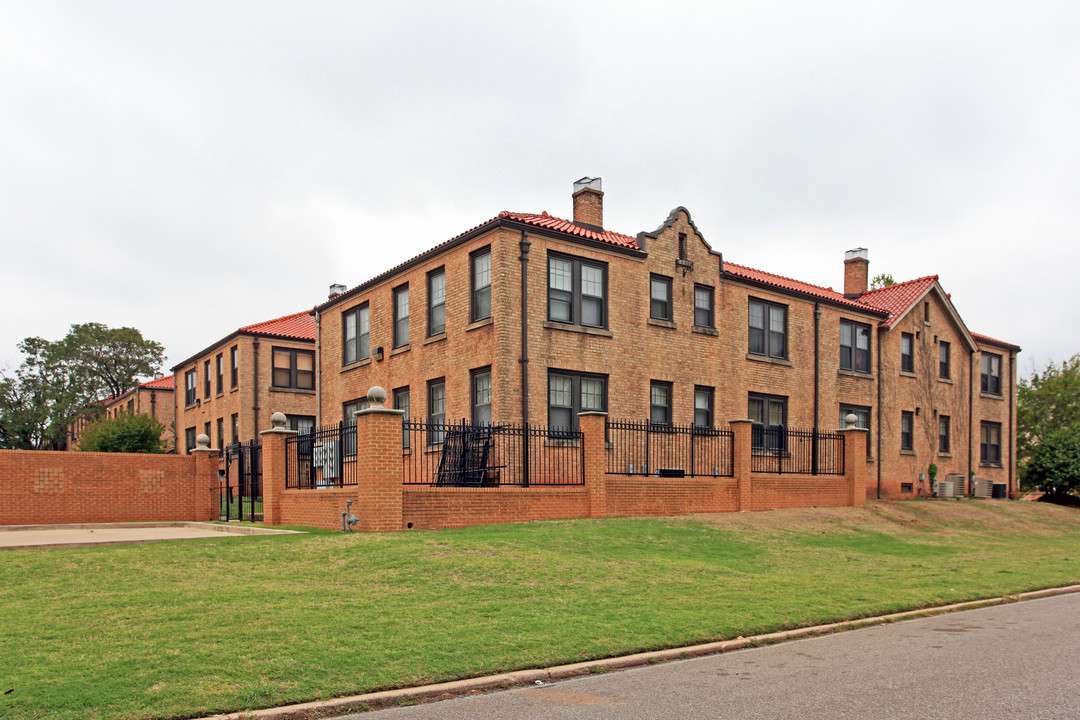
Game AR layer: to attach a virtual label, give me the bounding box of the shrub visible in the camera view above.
[1025,428,1080,496]
[79,413,167,453]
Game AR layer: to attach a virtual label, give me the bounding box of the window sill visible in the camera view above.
[230,386,238,393]
[341,358,372,374]
[269,387,316,395]
[900,449,916,456]
[937,377,954,385]
[980,392,1005,400]
[390,344,410,357]
[543,321,613,338]
[899,371,917,378]
[216,392,224,398]
[423,333,447,346]
[938,452,952,458]
[185,403,199,410]
[980,462,1003,468]
[692,326,718,336]
[837,369,873,380]
[746,353,792,367]
[647,318,676,330]
[466,317,494,332]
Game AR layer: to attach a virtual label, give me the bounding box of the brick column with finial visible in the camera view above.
[353,386,406,531]
[729,419,754,511]
[838,413,868,506]
[578,412,608,518]
[190,433,219,521]
[259,412,295,526]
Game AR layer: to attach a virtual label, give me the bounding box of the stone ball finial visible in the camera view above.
[196,433,210,449]
[844,413,858,429]
[367,386,387,408]
[270,412,287,429]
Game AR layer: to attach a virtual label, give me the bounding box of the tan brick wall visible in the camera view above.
[972,345,1017,494]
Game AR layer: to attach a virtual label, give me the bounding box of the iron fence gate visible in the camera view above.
[219,440,263,521]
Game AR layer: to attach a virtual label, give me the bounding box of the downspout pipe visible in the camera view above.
[315,309,322,429]
[252,335,260,442]
[968,350,975,494]
[519,231,531,424]
[1009,350,1016,498]
[813,303,820,428]
[876,328,882,499]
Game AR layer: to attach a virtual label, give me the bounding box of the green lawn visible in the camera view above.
[2,501,1079,720]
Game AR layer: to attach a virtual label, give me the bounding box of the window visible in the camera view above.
[650,275,672,321]
[924,301,930,323]
[547,253,607,328]
[839,405,872,458]
[343,398,368,456]
[286,415,315,434]
[185,369,197,406]
[394,387,410,450]
[392,284,409,348]
[203,360,211,399]
[230,345,238,388]
[981,353,1002,395]
[901,411,914,451]
[650,381,672,425]
[694,386,714,428]
[343,304,370,365]
[694,285,714,328]
[216,353,224,394]
[127,399,134,413]
[548,370,606,433]
[939,415,951,454]
[231,413,239,445]
[185,427,196,454]
[678,232,687,261]
[204,421,211,443]
[748,299,787,359]
[939,341,951,379]
[840,320,871,373]
[272,348,315,390]
[471,368,492,426]
[901,333,914,373]
[471,248,492,322]
[981,422,1002,465]
[749,393,787,451]
[428,379,446,444]
[428,269,446,336]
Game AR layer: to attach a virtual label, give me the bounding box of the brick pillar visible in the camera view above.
[259,413,295,526]
[579,412,608,518]
[190,434,219,521]
[839,421,868,506]
[353,387,405,532]
[729,420,754,512]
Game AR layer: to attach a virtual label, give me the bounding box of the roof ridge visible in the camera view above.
[861,274,938,296]
[239,309,313,332]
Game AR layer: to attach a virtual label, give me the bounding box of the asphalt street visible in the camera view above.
[339,593,1080,720]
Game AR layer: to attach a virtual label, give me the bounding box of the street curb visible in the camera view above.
[198,584,1080,720]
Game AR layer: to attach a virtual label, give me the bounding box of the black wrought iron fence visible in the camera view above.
[285,422,358,489]
[750,426,844,475]
[403,419,584,486]
[219,440,262,520]
[605,420,735,477]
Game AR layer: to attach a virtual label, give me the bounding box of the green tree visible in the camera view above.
[1024,428,1080,495]
[1017,354,1080,485]
[79,412,168,453]
[870,273,895,290]
[0,324,164,449]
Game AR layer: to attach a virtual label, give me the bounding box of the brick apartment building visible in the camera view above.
[310,178,1018,498]
[170,312,317,454]
[67,374,177,451]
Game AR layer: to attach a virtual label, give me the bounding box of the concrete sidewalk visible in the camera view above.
[0,522,303,548]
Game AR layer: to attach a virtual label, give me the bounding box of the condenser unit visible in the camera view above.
[935,481,954,498]
[973,478,994,499]
[945,473,967,495]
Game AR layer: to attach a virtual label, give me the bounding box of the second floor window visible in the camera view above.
[428,269,446,336]
[343,304,370,365]
[840,320,871,373]
[748,299,787,359]
[185,369,197,406]
[216,353,224,394]
[939,341,951,379]
[650,275,672,321]
[393,285,409,348]
[471,249,491,322]
[981,353,1002,394]
[694,285,714,328]
[272,348,314,390]
[650,381,672,425]
[901,333,914,373]
[547,253,607,328]
[203,360,211,399]
[230,345,239,388]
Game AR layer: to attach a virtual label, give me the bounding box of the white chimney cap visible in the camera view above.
[573,177,602,193]
[845,248,869,261]
[328,283,347,298]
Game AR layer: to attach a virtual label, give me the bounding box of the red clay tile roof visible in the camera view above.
[239,310,316,341]
[857,275,938,327]
[722,262,882,312]
[497,211,640,249]
[140,374,174,391]
[972,331,1021,351]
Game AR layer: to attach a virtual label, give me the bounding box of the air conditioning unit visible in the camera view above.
[935,481,954,498]
[945,473,967,495]
[973,478,994,499]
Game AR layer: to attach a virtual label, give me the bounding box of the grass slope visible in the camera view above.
[1,501,1078,720]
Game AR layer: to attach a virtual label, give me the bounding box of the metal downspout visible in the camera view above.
[876,328,882,499]
[252,336,260,442]
[813,303,820,428]
[1009,350,1016,498]
[315,309,322,428]
[969,350,975,492]
[519,231,531,424]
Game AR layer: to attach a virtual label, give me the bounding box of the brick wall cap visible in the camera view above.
[356,407,406,417]
[577,411,608,418]
[728,418,755,425]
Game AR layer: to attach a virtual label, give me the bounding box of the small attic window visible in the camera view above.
[678,233,687,261]
[924,302,930,323]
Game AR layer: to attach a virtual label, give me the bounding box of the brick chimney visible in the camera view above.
[844,248,869,297]
[572,177,603,230]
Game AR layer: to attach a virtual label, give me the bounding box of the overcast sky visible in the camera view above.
[2,1,1077,379]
